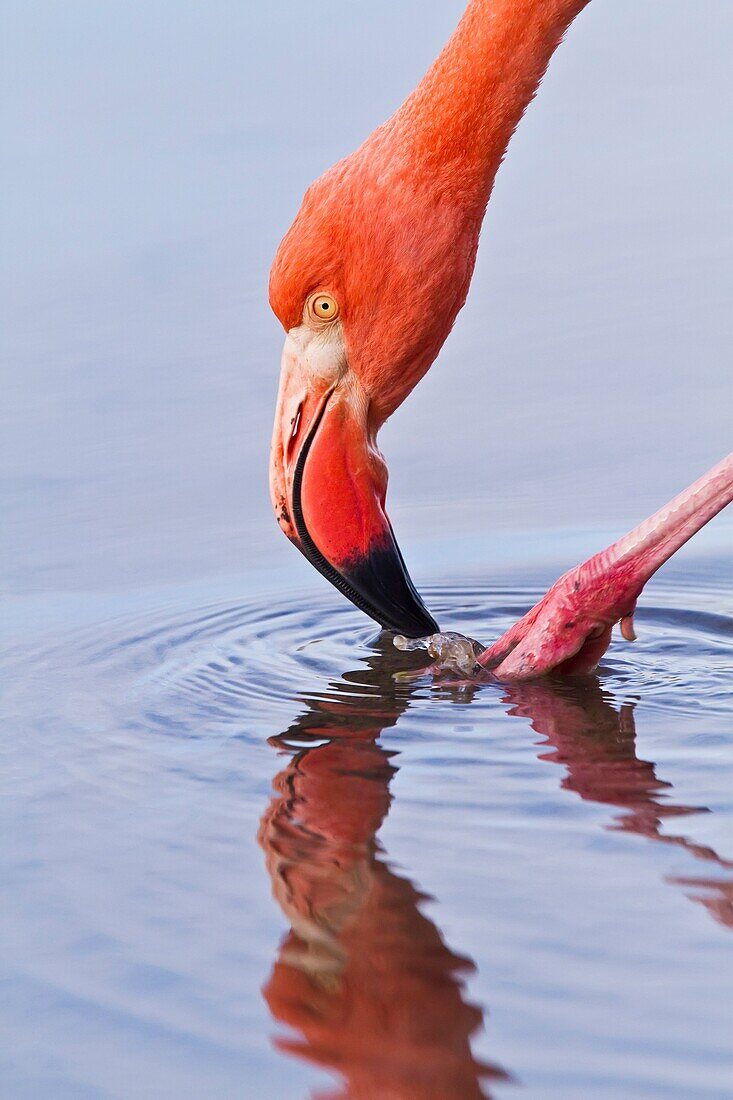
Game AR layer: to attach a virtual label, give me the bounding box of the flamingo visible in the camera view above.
[268,0,732,679]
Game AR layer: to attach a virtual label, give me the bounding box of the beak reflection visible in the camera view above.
[258,639,507,1098]
[258,652,733,1096]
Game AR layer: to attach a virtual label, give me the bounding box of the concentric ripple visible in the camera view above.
[2,564,732,1100]
[19,569,733,750]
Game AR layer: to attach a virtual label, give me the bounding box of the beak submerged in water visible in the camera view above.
[269,335,438,637]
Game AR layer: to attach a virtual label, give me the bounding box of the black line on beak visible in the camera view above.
[290,393,439,637]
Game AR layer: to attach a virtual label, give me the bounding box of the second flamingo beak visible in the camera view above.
[269,347,438,637]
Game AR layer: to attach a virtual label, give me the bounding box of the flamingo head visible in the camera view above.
[268,143,481,635]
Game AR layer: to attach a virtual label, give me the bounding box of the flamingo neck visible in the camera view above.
[375,0,590,212]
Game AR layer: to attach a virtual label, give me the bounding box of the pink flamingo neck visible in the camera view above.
[375,0,590,212]
[605,451,733,580]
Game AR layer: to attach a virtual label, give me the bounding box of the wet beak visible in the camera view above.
[269,347,438,637]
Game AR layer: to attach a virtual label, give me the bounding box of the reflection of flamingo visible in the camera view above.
[502,678,733,928]
[258,651,732,1097]
[259,645,508,1099]
[268,0,733,676]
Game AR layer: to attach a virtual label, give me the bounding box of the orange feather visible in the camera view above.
[270,0,590,422]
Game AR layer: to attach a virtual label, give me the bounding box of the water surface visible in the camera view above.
[2,2,732,1097]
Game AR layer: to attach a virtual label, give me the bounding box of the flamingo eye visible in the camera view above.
[307,293,339,323]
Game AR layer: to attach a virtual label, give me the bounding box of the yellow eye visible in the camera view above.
[307,293,339,323]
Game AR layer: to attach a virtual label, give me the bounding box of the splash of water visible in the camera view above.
[394,630,483,677]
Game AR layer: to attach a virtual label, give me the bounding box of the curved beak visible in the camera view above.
[269,340,438,637]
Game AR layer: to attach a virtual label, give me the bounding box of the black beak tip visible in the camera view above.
[289,405,437,638]
[344,545,439,639]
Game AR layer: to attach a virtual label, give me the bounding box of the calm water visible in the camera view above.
[2,2,732,1098]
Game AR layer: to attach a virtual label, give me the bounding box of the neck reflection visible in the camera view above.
[259,639,507,1099]
[259,646,733,1096]
[501,678,733,928]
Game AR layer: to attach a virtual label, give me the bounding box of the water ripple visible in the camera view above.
[18,574,733,746]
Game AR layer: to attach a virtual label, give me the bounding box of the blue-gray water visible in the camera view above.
[2,2,732,1097]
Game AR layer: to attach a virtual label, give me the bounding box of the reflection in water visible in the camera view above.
[502,679,733,929]
[259,640,507,1099]
[260,645,733,1097]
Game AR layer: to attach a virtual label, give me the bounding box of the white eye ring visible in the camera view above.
[307,293,339,323]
